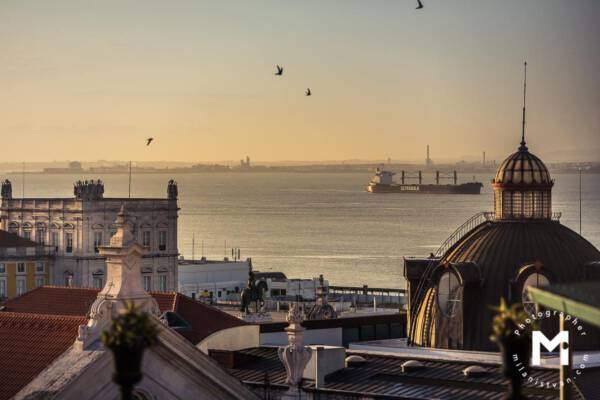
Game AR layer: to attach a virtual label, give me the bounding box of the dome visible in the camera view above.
[492,144,554,220]
[409,220,600,351]
[493,147,551,186]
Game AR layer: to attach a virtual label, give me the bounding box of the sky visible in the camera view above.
[1,0,599,163]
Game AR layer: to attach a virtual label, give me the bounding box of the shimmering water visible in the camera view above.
[2,171,599,288]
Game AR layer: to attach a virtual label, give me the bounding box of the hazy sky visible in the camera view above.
[1,0,599,163]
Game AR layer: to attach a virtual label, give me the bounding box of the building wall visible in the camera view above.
[178,259,249,300]
[0,258,51,299]
[0,196,178,291]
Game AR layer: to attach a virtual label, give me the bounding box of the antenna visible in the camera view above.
[520,61,528,151]
[22,162,25,198]
[128,161,132,198]
[192,233,195,261]
[579,168,582,235]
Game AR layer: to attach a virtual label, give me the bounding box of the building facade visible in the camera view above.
[0,179,179,291]
[178,257,250,301]
[0,230,53,300]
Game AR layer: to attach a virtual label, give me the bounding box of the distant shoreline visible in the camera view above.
[5,167,599,175]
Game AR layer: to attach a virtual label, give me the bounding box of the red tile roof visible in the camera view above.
[0,286,246,399]
[0,312,86,400]
[1,286,246,343]
[0,230,44,248]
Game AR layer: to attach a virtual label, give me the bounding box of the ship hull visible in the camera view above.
[367,182,483,194]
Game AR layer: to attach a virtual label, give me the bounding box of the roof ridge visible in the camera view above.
[0,311,87,322]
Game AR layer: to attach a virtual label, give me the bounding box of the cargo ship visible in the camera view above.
[366,168,483,194]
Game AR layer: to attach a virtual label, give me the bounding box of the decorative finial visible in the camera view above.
[519,61,528,152]
[278,302,312,387]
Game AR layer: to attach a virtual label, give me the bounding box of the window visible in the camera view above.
[142,231,151,248]
[35,262,44,273]
[94,231,103,253]
[65,232,73,253]
[158,231,167,251]
[36,276,45,287]
[0,264,5,274]
[522,273,550,315]
[23,230,31,240]
[17,263,25,273]
[50,231,59,250]
[8,223,18,234]
[437,271,462,318]
[143,275,152,291]
[159,275,167,291]
[0,279,6,298]
[16,279,26,295]
[35,229,46,244]
[92,276,103,289]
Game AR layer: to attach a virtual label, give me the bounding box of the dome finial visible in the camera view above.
[519,61,528,152]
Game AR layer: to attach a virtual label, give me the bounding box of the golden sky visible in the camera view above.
[1,0,599,163]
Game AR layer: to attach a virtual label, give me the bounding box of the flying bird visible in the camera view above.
[416,0,424,9]
[275,65,283,76]
[146,138,153,146]
[305,88,311,96]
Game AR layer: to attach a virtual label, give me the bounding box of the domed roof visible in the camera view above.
[411,220,600,351]
[494,146,551,186]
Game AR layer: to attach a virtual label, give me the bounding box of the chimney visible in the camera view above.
[302,346,346,388]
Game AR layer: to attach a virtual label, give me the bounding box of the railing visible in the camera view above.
[435,212,494,258]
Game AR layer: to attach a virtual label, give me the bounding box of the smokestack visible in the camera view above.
[483,151,486,166]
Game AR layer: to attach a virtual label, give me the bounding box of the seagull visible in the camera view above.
[416,0,424,9]
[305,88,311,96]
[275,65,283,76]
[146,138,153,146]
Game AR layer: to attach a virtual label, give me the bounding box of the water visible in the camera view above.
[3,171,599,288]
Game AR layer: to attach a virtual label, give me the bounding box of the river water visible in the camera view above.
[2,171,598,288]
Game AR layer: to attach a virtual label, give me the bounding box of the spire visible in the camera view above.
[74,204,159,350]
[519,61,528,152]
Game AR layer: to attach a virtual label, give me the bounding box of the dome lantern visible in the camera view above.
[492,62,554,220]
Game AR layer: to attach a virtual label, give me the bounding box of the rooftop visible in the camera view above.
[0,285,246,344]
[0,312,86,400]
[0,230,46,249]
[220,346,595,400]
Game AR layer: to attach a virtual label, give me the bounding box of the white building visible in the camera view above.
[260,274,329,301]
[0,179,179,291]
[178,257,250,301]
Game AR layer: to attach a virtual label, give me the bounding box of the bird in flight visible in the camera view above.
[275,65,283,76]
[416,0,424,9]
[146,138,154,146]
[305,88,311,96]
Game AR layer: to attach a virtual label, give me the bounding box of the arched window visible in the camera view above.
[437,271,462,318]
[522,273,550,315]
[7,222,19,234]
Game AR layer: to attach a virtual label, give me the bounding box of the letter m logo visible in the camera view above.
[532,331,569,366]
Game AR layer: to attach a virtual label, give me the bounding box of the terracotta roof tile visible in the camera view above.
[0,230,44,248]
[1,286,245,344]
[0,312,85,400]
[173,293,246,344]
[0,287,247,399]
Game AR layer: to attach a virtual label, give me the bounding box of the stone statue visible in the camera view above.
[74,180,104,201]
[240,262,264,313]
[167,180,178,200]
[306,274,337,320]
[1,180,12,199]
